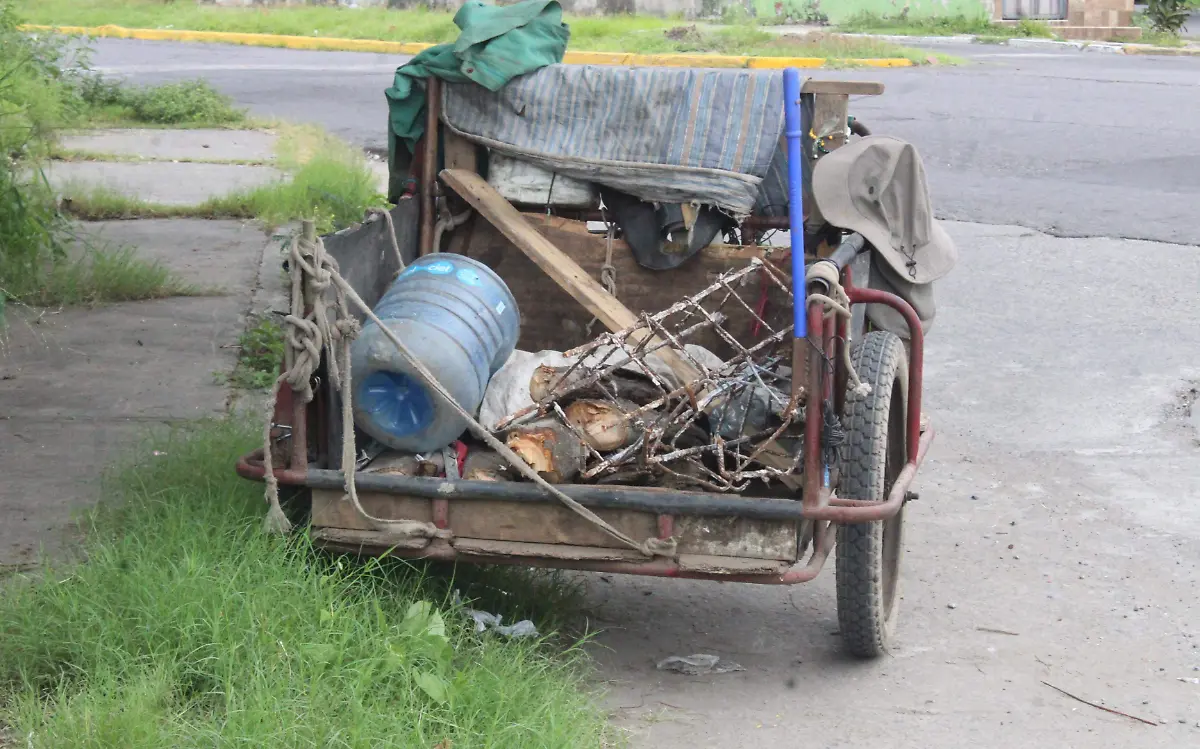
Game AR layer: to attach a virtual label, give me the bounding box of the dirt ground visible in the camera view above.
[586,221,1200,747]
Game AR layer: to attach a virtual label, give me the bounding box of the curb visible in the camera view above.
[841,29,1200,56]
[23,23,914,69]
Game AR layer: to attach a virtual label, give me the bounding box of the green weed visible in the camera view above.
[226,316,284,390]
[837,12,1054,39]
[17,0,933,60]
[0,420,610,747]
[75,74,246,127]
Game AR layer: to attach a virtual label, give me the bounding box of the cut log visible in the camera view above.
[504,419,588,484]
[461,449,511,482]
[364,452,441,477]
[529,365,662,405]
[563,399,643,452]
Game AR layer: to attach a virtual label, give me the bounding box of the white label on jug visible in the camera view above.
[495,301,506,314]
[427,261,454,275]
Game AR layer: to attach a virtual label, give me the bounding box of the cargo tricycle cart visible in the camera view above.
[238,67,937,658]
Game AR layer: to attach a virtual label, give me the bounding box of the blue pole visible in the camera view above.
[782,68,805,340]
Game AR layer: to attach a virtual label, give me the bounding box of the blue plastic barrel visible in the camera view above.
[350,254,520,453]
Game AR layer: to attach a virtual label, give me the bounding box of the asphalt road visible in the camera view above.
[76,38,1200,747]
[92,38,1200,246]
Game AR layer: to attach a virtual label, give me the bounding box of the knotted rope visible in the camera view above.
[805,259,870,397]
[262,219,675,559]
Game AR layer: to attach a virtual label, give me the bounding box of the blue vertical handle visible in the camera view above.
[782,68,806,339]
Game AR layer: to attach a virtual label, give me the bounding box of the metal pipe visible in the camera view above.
[846,285,925,462]
[827,233,866,271]
[801,303,824,511]
[806,428,933,522]
[783,68,806,340]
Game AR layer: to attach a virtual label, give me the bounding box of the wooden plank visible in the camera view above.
[677,554,789,576]
[442,130,477,172]
[453,538,648,563]
[312,527,431,551]
[812,92,850,152]
[676,516,798,561]
[311,488,433,532]
[447,500,657,549]
[801,80,884,96]
[440,168,701,385]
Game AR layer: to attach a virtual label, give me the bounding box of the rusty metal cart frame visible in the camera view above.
[236,69,934,656]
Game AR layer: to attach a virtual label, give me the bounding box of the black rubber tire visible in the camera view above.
[835,330,908,658]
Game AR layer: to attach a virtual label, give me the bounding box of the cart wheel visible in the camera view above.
[836,330,908,658]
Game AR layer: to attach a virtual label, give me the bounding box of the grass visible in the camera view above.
[226,316,284,389]
[0,420,611,747]
[15,0,936,61]
[1,1,227,311]
[51,147,270,166]
[837,12,1056,40]
[75,75,248,128]
[57,125,386,232]
[5,245,192,307]
[1133,11,1190,46]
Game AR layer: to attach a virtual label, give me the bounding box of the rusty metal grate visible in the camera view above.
[495,258,813,493]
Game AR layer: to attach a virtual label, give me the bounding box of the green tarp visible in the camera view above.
[385,0,569,154]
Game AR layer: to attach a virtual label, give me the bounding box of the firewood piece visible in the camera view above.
[364,452,441,477]
[462,449,511,482]
[563,399,643,452]
[529,365,662,405]
[504,420,588,484]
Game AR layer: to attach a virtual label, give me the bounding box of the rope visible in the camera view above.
[262,225,447,542]
[262,222,675,559]
[584,224,618,338]
[805,260,870,397]
[365,207,406,275]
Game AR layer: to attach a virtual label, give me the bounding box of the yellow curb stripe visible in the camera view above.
[22,23,915,69]
[1122,45,1200,56]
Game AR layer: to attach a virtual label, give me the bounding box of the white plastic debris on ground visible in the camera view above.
[656,654,745,675]
[464,608,539,639]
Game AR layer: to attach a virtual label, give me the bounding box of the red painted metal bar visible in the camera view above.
[801,303,824,512]
[845,284,924,463]
[803,427,933,523]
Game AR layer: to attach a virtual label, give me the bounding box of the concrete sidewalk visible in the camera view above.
[47,128,389,206]
[0,219,269,567]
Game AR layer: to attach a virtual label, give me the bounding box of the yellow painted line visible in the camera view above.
[1122,45,1200,56]
[22,23,915,69]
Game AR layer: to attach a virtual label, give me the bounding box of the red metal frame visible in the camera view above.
[235,260,932,584]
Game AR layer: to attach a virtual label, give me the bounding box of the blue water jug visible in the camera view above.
[350,254,520,452]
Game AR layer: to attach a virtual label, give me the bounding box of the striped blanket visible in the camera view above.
[441,64,799,216]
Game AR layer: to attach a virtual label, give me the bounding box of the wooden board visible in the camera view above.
[676,516,798,562]
[453,538,648,563]
[447,500,657,549]
[442,130,478,172]
[440,168,702,385]
[311,488,432,531]
[801,80,884,96]
[462,214,792,357]
[311,527,431,551]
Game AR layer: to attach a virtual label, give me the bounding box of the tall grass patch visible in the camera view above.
[0,420,611,748]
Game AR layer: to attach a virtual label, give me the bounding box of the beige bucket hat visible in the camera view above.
[812,135,957,285]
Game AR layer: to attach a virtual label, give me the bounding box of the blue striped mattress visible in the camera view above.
[441,64,798,216]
